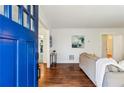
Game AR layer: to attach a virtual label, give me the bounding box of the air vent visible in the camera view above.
[69,55,74,60]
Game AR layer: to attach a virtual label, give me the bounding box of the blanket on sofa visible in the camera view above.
[96,58,124,87]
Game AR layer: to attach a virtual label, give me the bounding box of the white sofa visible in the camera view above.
[79,53,98,85]
[79,52,124,87]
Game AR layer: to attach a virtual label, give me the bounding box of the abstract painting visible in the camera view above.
[72,35,85,48]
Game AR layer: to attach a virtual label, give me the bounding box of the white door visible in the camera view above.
[102,35,113,58]
[113,35,123,61]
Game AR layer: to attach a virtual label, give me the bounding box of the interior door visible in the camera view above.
[113,35,123,61]
[0,5,38,87]
[102,35,107,57]
[106,35,113,58]
[102,35,113,58]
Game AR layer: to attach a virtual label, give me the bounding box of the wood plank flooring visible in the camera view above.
[38,63,95,87]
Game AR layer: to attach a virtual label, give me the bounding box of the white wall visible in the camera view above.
[39,7,52,68]
[51,28,124,63]
[113,35,124,61]
[39,22,50,68]
[38,35,44,63]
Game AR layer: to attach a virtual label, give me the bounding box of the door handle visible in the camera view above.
[38,64,41,79]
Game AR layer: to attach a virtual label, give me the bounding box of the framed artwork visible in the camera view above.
[40,40,43,53]
[50,35,52,48]
[72,35,85,48]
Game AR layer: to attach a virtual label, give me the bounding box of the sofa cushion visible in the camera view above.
[119,60,124,67]
[107,64,124,72]
[118,60,124,72]
[107,65,119,72]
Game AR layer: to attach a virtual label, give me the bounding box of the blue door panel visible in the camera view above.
[0,13,38,87]
[0,38,17,86]
[18,41,28,87]
[27,42,35,86]
[0,15,35,41]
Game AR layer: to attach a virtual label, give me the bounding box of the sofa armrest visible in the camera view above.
[102,72,124,87]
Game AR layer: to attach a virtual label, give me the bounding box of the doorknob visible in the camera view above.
[38,64,41,79]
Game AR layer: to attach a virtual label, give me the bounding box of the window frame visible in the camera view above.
[2,5,36,32]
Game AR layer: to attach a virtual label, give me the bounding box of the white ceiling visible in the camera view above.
[40,5,124,28]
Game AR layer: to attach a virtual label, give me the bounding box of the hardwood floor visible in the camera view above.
[38,63,95,87]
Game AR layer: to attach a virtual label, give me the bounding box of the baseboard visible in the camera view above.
[56,60,79,63]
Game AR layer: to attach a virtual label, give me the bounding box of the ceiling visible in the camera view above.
[39,5,124,29]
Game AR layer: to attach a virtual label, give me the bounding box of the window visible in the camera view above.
[23,5,35,30]
[0,5,4,15]
[12,6,19,23]
[23,12,28,28]
[30,6,34,15]
[31,18,34,31]
[0,5,36,32]
[23,5,28,10]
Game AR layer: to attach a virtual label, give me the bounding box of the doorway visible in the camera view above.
[102,34,113,58]
[39,35,44,63]
[38,21,51,86]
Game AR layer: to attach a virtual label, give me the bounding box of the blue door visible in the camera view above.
[0,5,38,87]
